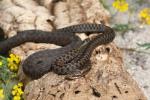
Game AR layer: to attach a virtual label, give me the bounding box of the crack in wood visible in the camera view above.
[114,82,122,94]
[91,86,101,98]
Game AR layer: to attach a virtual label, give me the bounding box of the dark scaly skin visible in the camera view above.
[52,40,90,67]
[0,30,81,54]
[0,24,115,79]
[52,25,115,75]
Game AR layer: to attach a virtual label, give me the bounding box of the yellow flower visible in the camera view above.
[16,88,24,96]
[13,96,21,100]
[18,83,23,88]
[7,54,21,72]
[12,82,24,100]
[112,0,129,12]
[0,61,2,67]
[12,90,17,96]
[13,85,18,90]
[139,8,150,25]
[0,89,4,99]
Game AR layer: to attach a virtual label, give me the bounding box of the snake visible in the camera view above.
[0,23,115,79]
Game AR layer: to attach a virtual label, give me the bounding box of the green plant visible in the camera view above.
[0,54,23,100]
[137,43,150,50]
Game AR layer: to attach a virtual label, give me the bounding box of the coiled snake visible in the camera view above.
[0,24,115,79]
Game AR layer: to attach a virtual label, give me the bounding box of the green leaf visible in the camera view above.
[137,43,150,50]
[112,24,132,32]
[2,81,16,100]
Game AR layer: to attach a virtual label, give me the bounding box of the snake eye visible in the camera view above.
[36,60,43,64]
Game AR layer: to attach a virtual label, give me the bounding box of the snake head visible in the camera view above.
[22,51,54,80]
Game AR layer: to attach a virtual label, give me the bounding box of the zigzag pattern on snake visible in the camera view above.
[0,24,115,79]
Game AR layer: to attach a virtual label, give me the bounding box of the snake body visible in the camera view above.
[0,24,115,79]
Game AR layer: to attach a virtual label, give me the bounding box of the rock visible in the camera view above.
[114,25,150,99]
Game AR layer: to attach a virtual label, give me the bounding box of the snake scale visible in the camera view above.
[0,24,115,79]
